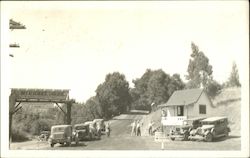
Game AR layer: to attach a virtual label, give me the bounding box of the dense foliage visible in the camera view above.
[186,42,213,88]
[130,69,185,111]
[186,42,222,97]
[225,62,241,87]
[96,72,131,119]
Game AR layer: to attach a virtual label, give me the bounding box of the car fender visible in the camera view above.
[204,130,210,136]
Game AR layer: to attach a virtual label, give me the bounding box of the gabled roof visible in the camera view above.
[201,116,227,122]
[160,88,204,107]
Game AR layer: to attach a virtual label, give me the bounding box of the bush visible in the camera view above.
[206,80,222,98]
[12,128,29,142]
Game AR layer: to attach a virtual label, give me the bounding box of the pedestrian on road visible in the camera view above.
[136,120,141,136]
[148,120,154,136]
[105,122,111,137]
[131,120,137,136]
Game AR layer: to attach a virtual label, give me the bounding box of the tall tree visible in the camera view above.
[186,42,213,88]
[131,69,185,111]
[96,72,131,119]
[227,62,241,87]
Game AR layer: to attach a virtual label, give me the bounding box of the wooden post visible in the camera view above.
[66,100,72,125]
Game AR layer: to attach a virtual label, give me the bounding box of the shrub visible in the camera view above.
[206,80,222,98]
[12,128,29,142]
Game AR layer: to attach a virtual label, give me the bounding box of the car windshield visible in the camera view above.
[75,126,86,130]
[52,127,66,133]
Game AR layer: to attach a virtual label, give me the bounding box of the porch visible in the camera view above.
[161,116,187,126]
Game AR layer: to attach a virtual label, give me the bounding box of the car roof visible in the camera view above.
[93,119,104,121]
[51,125,72,128]
[84,121,93,125]
[186,116,206,121]
[201,117,227,122]
[74,123,87,127]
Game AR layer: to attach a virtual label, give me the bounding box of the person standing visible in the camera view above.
[136,120,141,136]
[131,120,136,136]
[148,121,154,136]
[105,122,111,137]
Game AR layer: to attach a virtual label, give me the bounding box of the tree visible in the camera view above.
[227,62,241,87]
[96,72,131,119]
[186,42,213,88]
[85,96,102,119]
[131,69,185,111]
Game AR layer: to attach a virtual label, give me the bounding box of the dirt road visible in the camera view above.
[10,113,241,150]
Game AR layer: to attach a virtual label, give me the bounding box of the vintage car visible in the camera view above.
[188,116,231,142]
[48,125,79,147]
[169,117,206,141]
[84,121,101,139]
[93,119,105,133]
[39,130,50,141]
[73,123,90,141]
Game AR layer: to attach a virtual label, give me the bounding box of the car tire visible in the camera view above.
[89,133,93,140]
[224,128,229,137]
[50,143,54,147]
[66,142,71,146]
[183,132,189,141]
[205,133,213,142]
[170,137,175,141]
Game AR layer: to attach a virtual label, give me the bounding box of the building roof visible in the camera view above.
[201,116,227,122]
[160,88,204,107]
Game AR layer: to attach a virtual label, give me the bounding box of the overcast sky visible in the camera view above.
[2,1,248,102]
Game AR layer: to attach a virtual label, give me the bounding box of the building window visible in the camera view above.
[199,104,206,114]
[177,106,184,116]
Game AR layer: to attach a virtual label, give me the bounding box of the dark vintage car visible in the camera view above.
[93,119,105,133]
[84,121,101,140]
[39,130,50,141]
[73,123,90,141]
[188,116,231,142]
[48,125,79,147]
[169,117,206,141]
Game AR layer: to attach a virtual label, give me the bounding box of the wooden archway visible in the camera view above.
[9,88,75,143]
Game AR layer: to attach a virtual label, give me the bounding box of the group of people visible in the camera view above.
[131,120,155,136]
[131,120,143,136]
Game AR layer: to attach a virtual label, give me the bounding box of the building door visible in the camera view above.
[177,106,184,116]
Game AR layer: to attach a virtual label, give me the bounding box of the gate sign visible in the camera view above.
[11,88,69,102]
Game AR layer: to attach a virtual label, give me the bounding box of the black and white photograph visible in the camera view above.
[1,1,249,158]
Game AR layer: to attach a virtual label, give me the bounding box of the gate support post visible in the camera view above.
[66,100,74,125]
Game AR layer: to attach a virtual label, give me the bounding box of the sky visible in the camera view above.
[1,1,249,102]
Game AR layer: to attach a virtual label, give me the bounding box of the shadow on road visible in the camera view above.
[213,135,241,142]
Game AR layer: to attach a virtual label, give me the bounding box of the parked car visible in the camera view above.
[48,125,79,147]
[73,123,90,141]
[93,119,105,133]
[84,121,101,140]
[170,117,206,141]
[188,116,231,142]
[39,130,50,141]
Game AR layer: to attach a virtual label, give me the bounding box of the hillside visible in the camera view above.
[140,87,241,136]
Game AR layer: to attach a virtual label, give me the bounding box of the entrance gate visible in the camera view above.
[9,88,75,143]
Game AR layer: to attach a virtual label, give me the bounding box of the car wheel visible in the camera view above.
[66,142,71,146]
[89,133,93,140]
[170,137,175,141]
[205,133,213,142]
[50,143,54,147]
[224,128,229,137]
[183,132,189,141]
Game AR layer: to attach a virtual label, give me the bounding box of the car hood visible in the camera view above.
[76,129,87,132]
[201,125,214,130]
